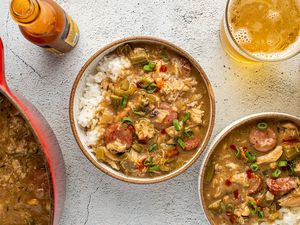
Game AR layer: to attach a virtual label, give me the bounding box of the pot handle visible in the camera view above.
[0,38,7,87]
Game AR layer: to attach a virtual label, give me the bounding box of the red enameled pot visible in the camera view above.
[0,38,65,225]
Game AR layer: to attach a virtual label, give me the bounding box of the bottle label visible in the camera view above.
[63,15,79,47]
[43,14,79,54]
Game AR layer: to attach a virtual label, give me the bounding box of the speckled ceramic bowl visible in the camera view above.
[70,36,215,184]
[198,112,300,224]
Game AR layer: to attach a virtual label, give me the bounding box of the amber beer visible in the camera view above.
[10,0,79,53]
[220,0,300,63]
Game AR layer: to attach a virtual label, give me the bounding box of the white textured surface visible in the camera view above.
[0,0,299,224]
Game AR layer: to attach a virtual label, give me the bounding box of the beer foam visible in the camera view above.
[267,10,281,22]
[252,35,300,60]
[233,28,252,44]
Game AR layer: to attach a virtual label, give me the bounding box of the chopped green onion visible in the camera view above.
[235,147,241,159]
[144,157,154,166]
[149,62,156,68]
[173,119,181,131]
[146,82,157,93]
[121,95,128,108]
[148,143,158,152]
[245,150,257,162]
[182,112,191,123]
[183,129,194,138]
[132,109,146,116]
[272,168,281,178]
[143,65,151,72]
[258,210,265,219]
[278,160,288,167]
[143,62,156,72]
[250,163,260,172]
[248,200,258,215]
[121,117,132,124]
[176,138,186,149]
[257,122,268,131]
[148,164,160,172]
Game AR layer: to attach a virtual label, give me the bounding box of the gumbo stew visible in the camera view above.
[78,43,211,178]
[0,94,51,225]
[203,119,300,224]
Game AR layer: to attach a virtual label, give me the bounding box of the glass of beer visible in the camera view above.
[220,0,300,63]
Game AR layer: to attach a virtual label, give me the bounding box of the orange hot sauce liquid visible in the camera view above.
[10,0,79,53]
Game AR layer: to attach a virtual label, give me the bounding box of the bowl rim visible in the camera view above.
[198,112,300,224]
[69,35,216,184]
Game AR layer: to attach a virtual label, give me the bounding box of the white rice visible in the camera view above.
[254,207,300,225]
[275,207,300,225]
[77,54,131,146]
[96,55,131,81]
[85,129,100,146]
[77,74,102,128]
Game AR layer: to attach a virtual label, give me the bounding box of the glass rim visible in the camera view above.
[225,0,300,62]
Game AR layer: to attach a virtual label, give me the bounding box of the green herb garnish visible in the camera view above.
[245,150,257,162]
[173,119,181,131]
[121,117,132,124]
[176,138,186,149]
[148,165,160,172]
[278,160,288,167]
[250,163,259,172]
[183,129,194,138]
[182,112,190,123]
[145,82,157,93]
[121,95,128,108]
[143,62,156,72]
[257,122,268,131]
[148,143,158,152]
[272,168,281,178]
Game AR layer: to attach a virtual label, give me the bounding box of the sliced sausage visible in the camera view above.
[249,127,277,152]
[248,175,263,195]
[150,103,178,129]
[165,147,179,158]
[184,137,201,151]
[160,103,172,110]
[266,177,298,196]
[162,111,178,127]
[104,122,134,152]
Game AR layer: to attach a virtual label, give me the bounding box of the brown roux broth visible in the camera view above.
[92,42,211,177]
[203,119,300,225]
[0,94,51,225]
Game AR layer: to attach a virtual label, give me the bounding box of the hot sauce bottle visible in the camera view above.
[10,0,79,53]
